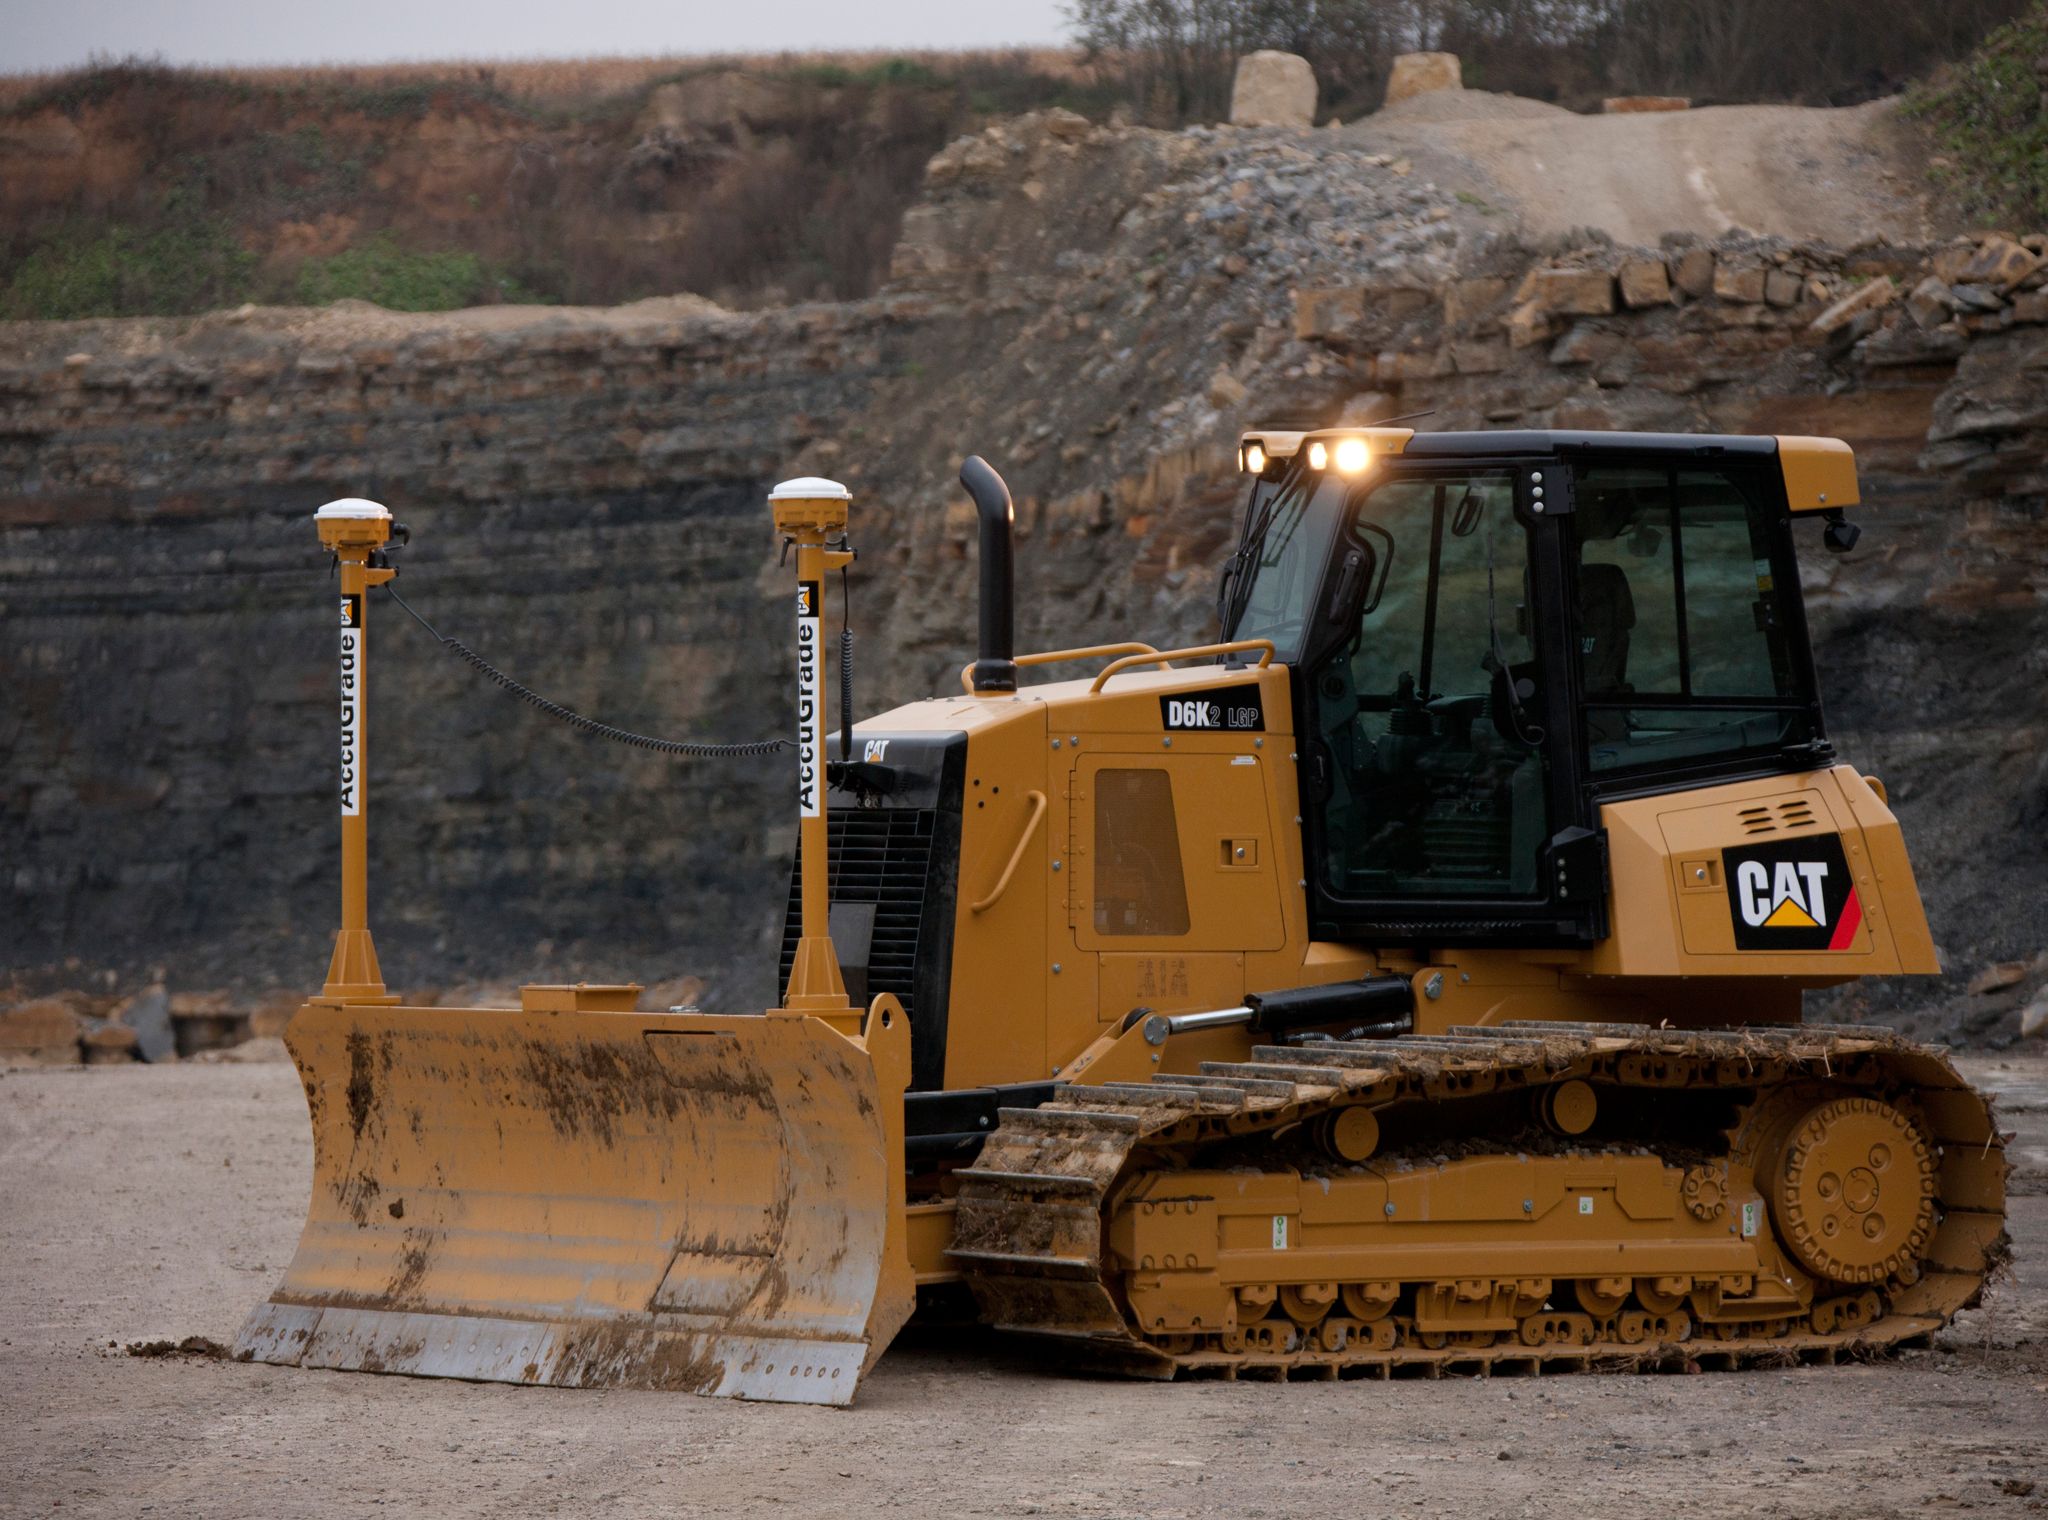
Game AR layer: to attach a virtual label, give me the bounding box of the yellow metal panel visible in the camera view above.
[519,983,642,1012]
[1657,788,1870,957]
[1590,767,1929,980]
[907,1202,961,1284]
[1097,953,1247,1023]
[1075,750,1284,953]
[1776,436,1861,511]
[938,701,1054,1088]
[237,999,912,1407]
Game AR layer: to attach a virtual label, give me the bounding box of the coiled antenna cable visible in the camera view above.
[381,582,790,759]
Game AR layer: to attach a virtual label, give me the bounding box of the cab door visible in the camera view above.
[1293,459,1604,946]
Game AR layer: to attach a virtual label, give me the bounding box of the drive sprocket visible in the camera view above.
[1769,1096,1936,1286]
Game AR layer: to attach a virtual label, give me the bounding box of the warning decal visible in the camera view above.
[1721,834,1861,952]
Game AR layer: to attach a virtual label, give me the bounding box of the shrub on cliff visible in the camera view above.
[293,237,539,312]
[1911,1,2048,229]
[0,212,253,322]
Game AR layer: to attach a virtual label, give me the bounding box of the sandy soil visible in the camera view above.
[1,1053,2043,1520]
[1349,92,1935,246]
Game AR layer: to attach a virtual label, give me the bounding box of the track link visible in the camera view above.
[950,1022,2008,1380]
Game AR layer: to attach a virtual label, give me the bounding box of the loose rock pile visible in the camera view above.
[1295,231,2048,389]
[0,982,294,1066]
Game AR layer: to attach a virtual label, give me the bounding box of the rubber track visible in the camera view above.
[949,1022,2010,1380]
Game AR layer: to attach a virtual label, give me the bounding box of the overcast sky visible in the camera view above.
[2,0,1073,73]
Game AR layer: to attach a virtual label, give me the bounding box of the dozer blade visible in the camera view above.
[236,997,915,1407]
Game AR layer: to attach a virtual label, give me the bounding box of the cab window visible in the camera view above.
[1309,471,1549,900]
[1571,466,1812,775]
[1229,471,1348,662]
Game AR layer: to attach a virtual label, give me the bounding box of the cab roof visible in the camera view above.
[1236,428,1858,511]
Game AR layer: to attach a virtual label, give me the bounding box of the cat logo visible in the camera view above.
[339,595,359,628]
[861,739,890,764]
[1721,835,1861,952]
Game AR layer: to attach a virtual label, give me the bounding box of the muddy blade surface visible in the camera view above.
[236,1003,912,1406]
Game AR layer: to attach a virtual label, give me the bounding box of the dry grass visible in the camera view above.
[0,47,1089,112]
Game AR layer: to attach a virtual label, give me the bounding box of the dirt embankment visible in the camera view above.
[0,61,1065,315]
[1352,90,1936,246]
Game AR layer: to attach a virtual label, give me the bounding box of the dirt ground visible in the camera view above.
[1350,92,1935,246]
[2,1051,2043,1520]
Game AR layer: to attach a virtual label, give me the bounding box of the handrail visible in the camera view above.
[970,790,1047,914]
[959,642,1171,694]
[1087,639,1277,696]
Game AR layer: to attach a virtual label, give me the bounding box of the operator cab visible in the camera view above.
[1220,429,1835,947]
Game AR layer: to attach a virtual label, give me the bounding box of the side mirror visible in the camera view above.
[1355,522,1394,616]
[1327,544,1374,626]
[1822,510,1861,553]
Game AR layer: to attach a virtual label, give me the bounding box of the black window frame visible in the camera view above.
[1289,452,1604,948]
[1564,455,1833,801]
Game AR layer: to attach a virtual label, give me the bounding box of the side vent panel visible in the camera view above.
[775,731,967,1092]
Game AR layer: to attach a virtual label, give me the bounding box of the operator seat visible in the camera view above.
[1578,561,1635,696]
[1579,561,1635,759]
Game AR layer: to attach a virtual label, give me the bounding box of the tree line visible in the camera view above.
[1065,0,2037,121]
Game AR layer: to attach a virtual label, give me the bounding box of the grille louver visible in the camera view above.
[1735,797,1821,836]
[778,808,937,1023]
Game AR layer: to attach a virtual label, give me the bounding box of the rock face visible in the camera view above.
[3,112,2045,1046]
[0,299,915,1005]
[1229,51,1317,128]
[1384,53,1463,107]
[0,1000,83,1065]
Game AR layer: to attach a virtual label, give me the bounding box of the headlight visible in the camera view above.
[1335,437,1369,473]
[1307,441,1329,470]
[1243,442,1267,474]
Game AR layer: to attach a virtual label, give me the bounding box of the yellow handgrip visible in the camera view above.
[970,790,1047,914]
[959,642,1170,693]
[1087,639,1276,695]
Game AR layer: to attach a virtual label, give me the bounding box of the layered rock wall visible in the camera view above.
[3,111,2044,1041]
[1,299,927,1003]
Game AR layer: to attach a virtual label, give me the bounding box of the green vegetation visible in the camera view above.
[0,214,254,321]
[0,215,538,322]
[294,237,539,311]
[787,56,948,90]
[1910,1,2048,229]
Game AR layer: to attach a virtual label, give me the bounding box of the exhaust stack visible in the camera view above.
[959,456,1016,694]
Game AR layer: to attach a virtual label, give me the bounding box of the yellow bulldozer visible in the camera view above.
[239,427,2007,1405]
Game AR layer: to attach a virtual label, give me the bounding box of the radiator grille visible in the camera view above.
[778,808,938,1022]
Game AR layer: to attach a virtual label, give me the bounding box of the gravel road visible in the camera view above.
[2,1052,2042,1519]
[1349,93,1934,246]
